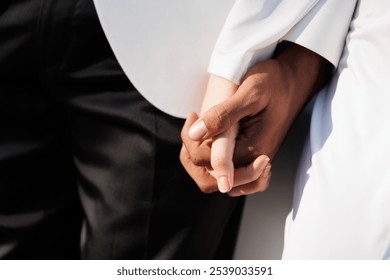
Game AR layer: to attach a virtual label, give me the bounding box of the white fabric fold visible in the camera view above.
[93,0,355,117]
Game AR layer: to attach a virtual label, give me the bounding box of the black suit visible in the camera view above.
[0,0,243,259]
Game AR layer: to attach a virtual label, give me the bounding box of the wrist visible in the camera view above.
[275,42,332,105]
[201,74,238,114]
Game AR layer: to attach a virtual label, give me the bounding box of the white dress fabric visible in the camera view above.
[283,0,390,259]
[93,0,352,118]
[93,0,235,118]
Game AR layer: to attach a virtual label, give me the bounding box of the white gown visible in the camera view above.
[93,0,353,118]
[283,0,390,259]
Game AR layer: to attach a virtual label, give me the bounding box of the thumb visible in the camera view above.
[188,93,250,141]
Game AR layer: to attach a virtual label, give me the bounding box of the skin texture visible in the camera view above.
[180,42,332,196]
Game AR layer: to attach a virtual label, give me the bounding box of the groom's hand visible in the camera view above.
[180,43,332,195]
[181,112,272,195]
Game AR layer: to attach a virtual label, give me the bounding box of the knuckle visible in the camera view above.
[180,128,187,142]
[227,191,240,197]
[189,151,208,167]
[257,174,272,192]
[249,170,260,182]
[248,164,263,182]
[179,147,189,164]
[262,168,272,179]
[209,105,229,132]
[211,157,230,170]
[190,155,201,166]
[179,152,185,165]
[198,182,218,194]
[257,184,269,192]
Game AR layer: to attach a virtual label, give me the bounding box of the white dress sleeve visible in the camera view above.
[282,0,357,67]
[208,0,357,85]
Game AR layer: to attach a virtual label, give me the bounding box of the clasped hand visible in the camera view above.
[180,43,330,196]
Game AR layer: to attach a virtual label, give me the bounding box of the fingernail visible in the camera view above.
[188,120,207,140]
[259,157,270,172]
[218,176,231,193]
